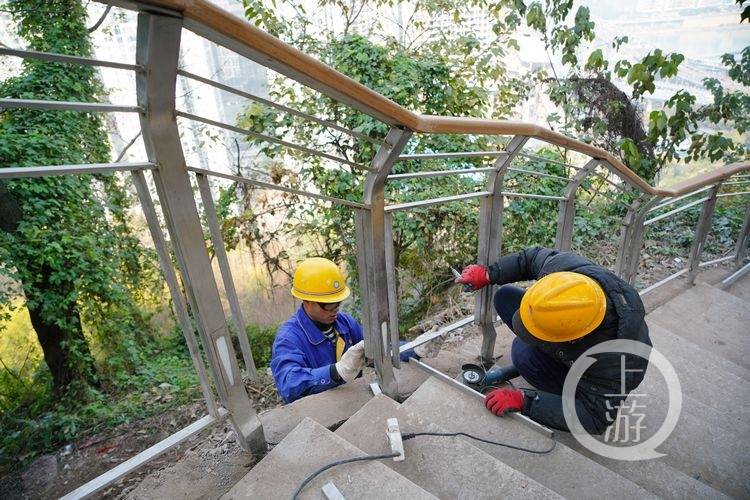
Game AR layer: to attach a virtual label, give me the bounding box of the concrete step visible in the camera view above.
[648,323,750,423]
[400,377,655,499]
[721,271,750,302]
[552,432,731,500]
[222,417,436,499]
[639,266,733,314]
[258,377,373,444]
[648,283,750,370]
[570,347,749,498]
[335,394,562,500]
[647,319,750,383]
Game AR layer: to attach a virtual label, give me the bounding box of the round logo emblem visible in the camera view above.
[562,339,681,461]
[333,281,340,289]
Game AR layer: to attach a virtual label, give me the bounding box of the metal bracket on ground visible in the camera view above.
[322,482,346,500]
[386,417,405,461]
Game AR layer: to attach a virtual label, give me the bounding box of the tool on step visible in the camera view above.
[386,417,405,461]
[461,363,520,392]
[451,267,474,292]
[409,357,554,438]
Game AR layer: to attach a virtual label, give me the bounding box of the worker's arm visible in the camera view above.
[522,390,611,435]
[488,246,593,285]
[270,338,341,404]
[487,247,557,285]
[485,386,611,434]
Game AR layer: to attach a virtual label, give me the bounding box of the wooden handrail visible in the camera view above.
[120,0,749,198]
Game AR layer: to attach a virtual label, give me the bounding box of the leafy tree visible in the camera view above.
[519,1,749,181]
[223,0,747,326]
[0,0,158,393]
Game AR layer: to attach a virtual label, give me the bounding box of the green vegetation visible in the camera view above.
[0,327,201,471]
[231,0,747,322]
[0,0,162,394]
[0,0,166,471]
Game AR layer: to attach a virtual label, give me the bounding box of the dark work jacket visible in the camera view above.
[489,247,652,434]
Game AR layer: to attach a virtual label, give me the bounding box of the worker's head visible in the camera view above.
[515,272,606,343]
[292,257,351,324]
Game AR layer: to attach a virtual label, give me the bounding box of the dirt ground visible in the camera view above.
[0,376,282,500]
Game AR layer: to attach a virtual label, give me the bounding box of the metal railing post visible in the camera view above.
[615,194,660,284]
[135,13,265,454]
[384,212,400,368]
[360,127,412,397]
[475,136,527,365]
[556,159,599,251]
[686,184,720,285]
[734,204,750,269]
[131,170,219,418]
[196,173,258,378]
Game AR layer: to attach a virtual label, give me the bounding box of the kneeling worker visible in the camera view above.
[457,247,651,434]
[272,257,442,403]
[271,257,366,404]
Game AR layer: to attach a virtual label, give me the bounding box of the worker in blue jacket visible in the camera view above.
[271,257,365,403]
[271,257,443,404]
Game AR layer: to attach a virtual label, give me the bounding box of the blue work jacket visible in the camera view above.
[271,305,364,403]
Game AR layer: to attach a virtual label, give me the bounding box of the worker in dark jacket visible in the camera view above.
[456,247,651,434]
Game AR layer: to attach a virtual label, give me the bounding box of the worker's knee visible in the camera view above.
[493,285,525,325]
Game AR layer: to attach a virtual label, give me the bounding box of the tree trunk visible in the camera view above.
[25,268,97,392]
[2,182,97,392]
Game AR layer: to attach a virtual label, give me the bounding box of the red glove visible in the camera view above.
[485,388,525,416]
[456,264,490,291]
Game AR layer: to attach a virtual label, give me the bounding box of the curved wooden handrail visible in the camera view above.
[125,0,750,198]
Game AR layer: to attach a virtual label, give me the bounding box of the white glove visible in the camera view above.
[413,328,446,359]
[335,340,365,383]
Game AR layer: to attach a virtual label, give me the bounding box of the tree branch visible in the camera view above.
[115,131,142,162]
[87,4,112,33]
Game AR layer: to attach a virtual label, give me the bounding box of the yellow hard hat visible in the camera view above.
[519,272,606,343]
[291,257,351,302]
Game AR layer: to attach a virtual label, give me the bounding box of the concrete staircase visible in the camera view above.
[224,270,749,499]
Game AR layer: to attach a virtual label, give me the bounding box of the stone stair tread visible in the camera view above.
[335,394,562,500]
[648,319,750,382]
[648,283,750,369]
[648,323,750,422]
[552,432,731,500]
[222,417,436,500]
[400,377,654,499]
[721,272,750,302]
[615,354,749,498]
[258,377,373,444]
